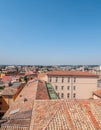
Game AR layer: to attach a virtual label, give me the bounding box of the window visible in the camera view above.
[73,86,76,90]
[62,77,64,83]
[74,77,76,83]
[56,77,58,82]
[73,93,76,98]
[61,86,64,90]
[55,86,58,90]
[61,93,64,98]
[57,93,59,97]
[67,86,70,90]
[68,77,70,82]
[67,93,70,98]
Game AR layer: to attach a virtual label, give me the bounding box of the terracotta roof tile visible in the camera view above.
[1,79,101,130]
[2,79,50,119]
[3,80,38,118]
[93,90,101,98]
[36,80,49,100]
[38,73,47,78]
[1,87,17,96]
[1,100,101,130]
[2,76,12,82]
[47,70,98,77]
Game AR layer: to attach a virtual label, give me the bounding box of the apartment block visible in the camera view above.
[47,71,98,99]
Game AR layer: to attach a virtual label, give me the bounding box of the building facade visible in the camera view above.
[47,71,98,99]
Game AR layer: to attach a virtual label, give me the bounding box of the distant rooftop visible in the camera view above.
[1,87,17,96]
[11,82,21,88]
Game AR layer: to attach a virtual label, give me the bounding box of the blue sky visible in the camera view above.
[0,0,101,65]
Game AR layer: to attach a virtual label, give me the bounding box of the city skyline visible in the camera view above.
[0,0,101,65]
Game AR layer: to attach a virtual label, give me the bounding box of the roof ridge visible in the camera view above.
[63,100,76,130]
[29,100,35,130]
[84,102,100,130]
[29,81,39,130]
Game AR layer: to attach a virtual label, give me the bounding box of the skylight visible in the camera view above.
[10,108,20,115]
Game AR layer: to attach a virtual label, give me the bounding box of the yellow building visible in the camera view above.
[0,84,24,118]
[0,73,5,78]
[0,88,17,118]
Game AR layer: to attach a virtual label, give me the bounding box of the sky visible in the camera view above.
[0,0,101,65]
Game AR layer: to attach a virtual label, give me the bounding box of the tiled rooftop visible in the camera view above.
[36,80,49,100]
[32,100,101,130]
[1,79,50,125]
[1,80,38,129]
[1,87,17,96]
[93,89,101,98]
[11,82,21,88]
[38,73,47,79]
[1,99,101,130]
[1,76,12,82]
[0,78,100,130]
[47,70,98,77]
